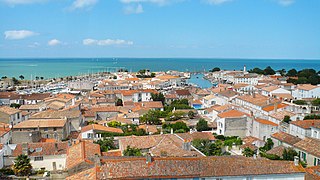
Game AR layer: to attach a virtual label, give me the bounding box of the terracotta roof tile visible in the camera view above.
[98,156,305,179]
[12,142,68,157]
[13,119,67,129]
[262,103,288,112]
[290,120,320,129]
[0,106,21,115]
[294,137,320,157]
[218,109,248,118]
[271,132,302,146]
[255,118,278,126]
[81,124,123,134]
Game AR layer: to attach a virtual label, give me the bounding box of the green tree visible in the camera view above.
[210,67,221,72]
[263,66,276,75]
[95,137,117,152]
[312,98,320,106]
[107,121,122,128]
[12,77,20,85]
[151,93,165,104]
[286,69,298,77]
[196,118,210,131]
[113,76,117,79]
[259,138,274,152]
[139,110,162,125]
[277,69,286,76]
[19,75,24,80]
[293,100,307,105]
[308,75,320,85]
[192,139,222,156]
[248,67,264,74]
[162,121,189,133]
[283,115,291,123]
[12,154,32,176]
[116,99,123,106]
[40,77,44,80]
[1,76,7,79]
[242,147,254,157]
[282,148,298,161]
[123,146,142,156]
[10,103,21,109]
[35,76,39,80]
[188,111,195,119]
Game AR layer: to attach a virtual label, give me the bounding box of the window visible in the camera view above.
[301,152,307,162]
[34,156,43,161]
[53,127,57,132]
[44,128,48,132]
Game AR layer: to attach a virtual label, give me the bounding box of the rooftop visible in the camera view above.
[13,118,67,129]
[218,109,248,118]
[271,132,302,146]
[290,120,320,129]
[0,106,21,115]
[98,156,305,179]
[293,137,320,157]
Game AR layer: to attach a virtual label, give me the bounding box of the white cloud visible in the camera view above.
[120,0,181,6]
[1,0,47,5]
[48,39,61,46]
[83,38,134,46]
[124,4,144,14]
[4,30,37,40]
[277,0,294,6]
[70,0,98,10]
[205,0,232,5]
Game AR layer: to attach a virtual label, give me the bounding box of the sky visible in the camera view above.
[0,0,319,59]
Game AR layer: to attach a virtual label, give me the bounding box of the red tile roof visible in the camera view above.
[293,138,320,157]
[290,120,320,129]
[218,109,248,118]
[255,118,278,126]
[81,124,123,134]
[13,119,67,129]
[262,103,288,112]
[13,142,68,157]
[98,156,305,179]
[271,132,302,146]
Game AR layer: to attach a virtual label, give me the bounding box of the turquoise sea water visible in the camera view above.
[0,58,320,79]
[188,74,213,89]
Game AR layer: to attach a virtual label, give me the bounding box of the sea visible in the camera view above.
[1,58,320,80]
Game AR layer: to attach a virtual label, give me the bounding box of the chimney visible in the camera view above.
[253,154,257,159]
[170,128,173,134]
[146,153,152,164]
[274,103,278,112]
[252,90,256,98]
[294,156,299,166]
[72,98,75,106]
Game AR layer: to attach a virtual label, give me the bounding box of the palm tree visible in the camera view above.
[35,76,39,81]
[12,154,32,176]
[40,77,44,80]
[19,75,24,80]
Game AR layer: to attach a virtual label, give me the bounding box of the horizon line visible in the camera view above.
[1,57,320,60]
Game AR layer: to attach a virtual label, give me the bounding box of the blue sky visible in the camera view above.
[0,0,319,59]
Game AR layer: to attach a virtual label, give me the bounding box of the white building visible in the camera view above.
[289,120,320,139]
[311,125,320,139]
[292,84,320,99]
